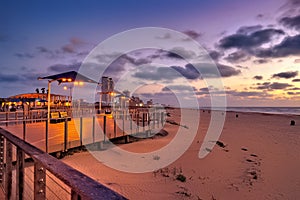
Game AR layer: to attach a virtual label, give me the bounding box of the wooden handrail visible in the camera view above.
[0,127,127,200]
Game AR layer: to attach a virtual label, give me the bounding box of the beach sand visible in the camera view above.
[62,109,300,199]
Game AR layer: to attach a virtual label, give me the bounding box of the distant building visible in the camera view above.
[123,90,130,97]
[1,93,69,111]
[146,99,153,107]
[101,76,114,105]
[129,96,144,107]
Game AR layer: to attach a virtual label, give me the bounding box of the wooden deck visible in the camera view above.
[0,114,162,154]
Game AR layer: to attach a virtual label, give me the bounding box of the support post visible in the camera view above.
[5,112,8,127]
[0,135,4,184]
[113,118,116,138]
[5,141,12,200]
[64,118,68,152]
[103,116,106,142]
[71,190,81,200]
[92,116,95,143]
[80,117,83,146]
[34,162,46,200]
[45,119,48,153]
[16,147,24,200]
[23,120,26,141]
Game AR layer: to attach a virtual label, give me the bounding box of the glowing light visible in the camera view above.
[62,78,66,82]
[63,86,67,90]
[67,78,72,82]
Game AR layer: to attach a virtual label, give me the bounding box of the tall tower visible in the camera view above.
[101,76,114,105]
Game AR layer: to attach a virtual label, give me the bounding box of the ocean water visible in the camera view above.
[202,107,300,116]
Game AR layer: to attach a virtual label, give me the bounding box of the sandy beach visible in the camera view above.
[62,108,300,199]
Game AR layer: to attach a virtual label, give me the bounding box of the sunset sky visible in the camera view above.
[0,0,300,107]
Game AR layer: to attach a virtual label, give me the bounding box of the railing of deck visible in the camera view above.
[0,109,166,155]
[0,127,127,200]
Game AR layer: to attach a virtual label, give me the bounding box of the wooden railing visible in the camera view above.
[0,127,127,200]
[0,110,166,155]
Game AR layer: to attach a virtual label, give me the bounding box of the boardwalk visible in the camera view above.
[0,112,165,154]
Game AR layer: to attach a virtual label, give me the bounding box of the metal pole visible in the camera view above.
[64,118,68,152]
[45,120,48,153]
[103,116,106,142]
[47,80,51,121]
[80,117,83,146]
[46,80,51,153]
[99,93,102,114]
[92,116,95,143]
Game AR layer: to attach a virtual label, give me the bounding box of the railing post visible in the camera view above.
[103,116,106,142]
[122,111,125,137]
[45,119,49,153]
[0,135,4,184]
[130,115,132,135]
[5,112,8,127]
[136,112,139,133]
[16,147,24,200]
[92,116,95,143]
[113,118,116,138]
[64,118,68,152]
[80,117,83,146]
[34,162,46,200]
[5,140,12,200]
[23,120,26,141]
[71,190,81,200]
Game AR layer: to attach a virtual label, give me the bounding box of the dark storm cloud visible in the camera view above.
[289,87,300,90]
[215,63,241,77]
[47,62,81,72]
[255,82,293,90]
[163,47,197,60]
[287,91,300,95]
[253,75,263,80]
[94,53,153,78]
[227,90,266,97]
[236,25,263,35]
[219,28,285,50]
[209,50,223,61]
[61,37,86,54]
[61,45,76,53]
[255,34,300,58]
[171,64,200,79]
[162,85,197,92]
[279,14,300,30]
[173,63,241,79]
[133,62,241,81]
[14,52,34,59]
[256,14,264,19]
[0,73,21,82]
[132,66,180,81]
[272,71,298,79]
[253,59,270,64]
[292,78,300,82]
[224,51,249,63]
[36,46,62,59]
[236,65,249,69]
[182,30,202,40]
